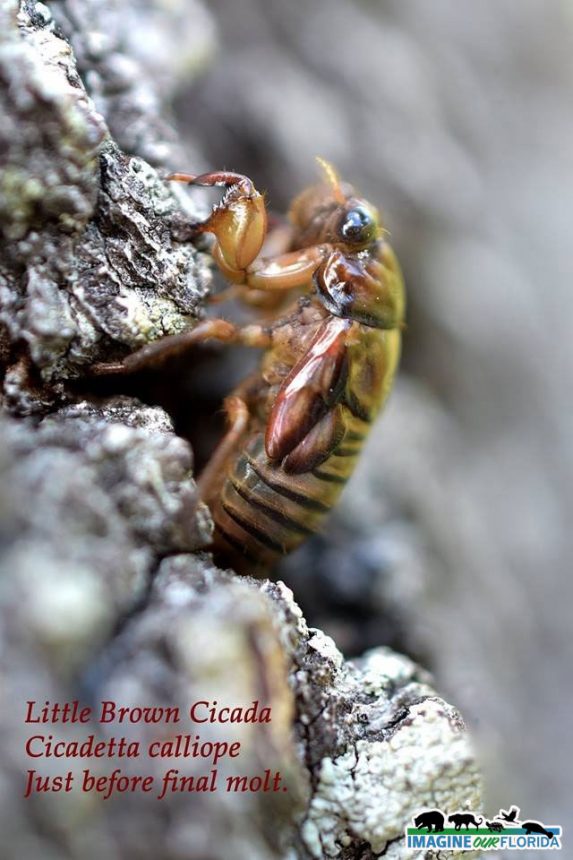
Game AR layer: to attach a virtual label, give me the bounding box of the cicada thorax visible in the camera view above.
[208,296,401,574]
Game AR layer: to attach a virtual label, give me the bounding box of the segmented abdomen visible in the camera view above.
[211,414,367,573]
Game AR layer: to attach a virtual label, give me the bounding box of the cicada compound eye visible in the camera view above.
[339,204,378,246]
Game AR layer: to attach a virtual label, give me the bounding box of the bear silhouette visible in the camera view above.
[414,810,445,833]
[448,813,482,830]
[522,821,553,839]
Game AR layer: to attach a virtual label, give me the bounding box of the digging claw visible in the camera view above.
[167,170,267,275]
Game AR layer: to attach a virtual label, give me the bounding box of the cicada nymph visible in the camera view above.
[95,160,405,575]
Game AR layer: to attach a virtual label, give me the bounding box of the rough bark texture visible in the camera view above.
[0,1,483,858]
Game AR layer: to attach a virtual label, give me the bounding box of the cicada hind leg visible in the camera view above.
[200,384,274,576]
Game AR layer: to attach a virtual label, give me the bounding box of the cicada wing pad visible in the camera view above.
[282,406,346,473]
[265,317,351,474]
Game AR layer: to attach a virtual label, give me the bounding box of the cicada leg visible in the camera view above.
[90,318,272,376]
[197,392,251,504]
[168,171,332,296]
[167,171,267,276]
[207,216,296,312]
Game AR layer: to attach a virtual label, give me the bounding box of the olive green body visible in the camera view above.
[208,296,402,574]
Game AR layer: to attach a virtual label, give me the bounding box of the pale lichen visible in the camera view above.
[263,585,483,859]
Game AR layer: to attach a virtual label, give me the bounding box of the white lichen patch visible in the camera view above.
[300,646,482,859]
[273,580,305,624]
[12,553,111,667]
[307,629,345,671]
[359,646,433,694]
[261,586,483,858]
[302,696,481,858]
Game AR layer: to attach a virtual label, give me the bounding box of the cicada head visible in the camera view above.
[291,160,405,329]
[290,159,382,251]
[289,158,359,247]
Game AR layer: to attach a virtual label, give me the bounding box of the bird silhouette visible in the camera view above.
[498,806,520,823]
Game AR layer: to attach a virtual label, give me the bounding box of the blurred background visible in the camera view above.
[170,0,573,840]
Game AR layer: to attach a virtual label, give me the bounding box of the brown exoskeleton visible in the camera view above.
[95,160,405,575]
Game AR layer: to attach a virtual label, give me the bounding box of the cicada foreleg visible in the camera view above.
[167,171,331,297]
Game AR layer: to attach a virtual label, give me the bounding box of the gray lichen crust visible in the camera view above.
[0,1,482,858]
[264,583,482,859]
[0,401,211,669]
[0,0,210,413]
[1,1,106,239]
